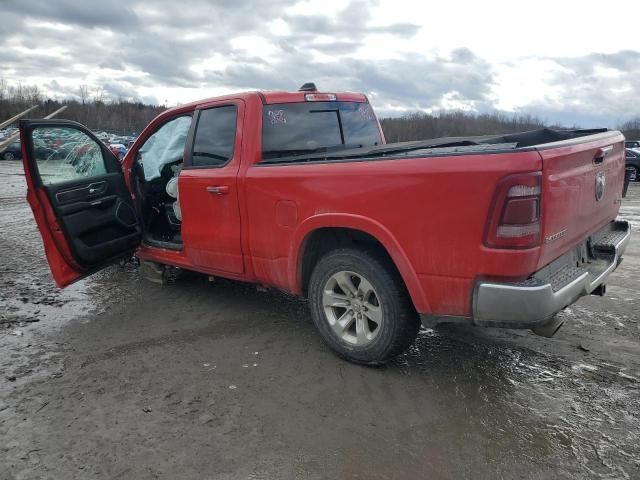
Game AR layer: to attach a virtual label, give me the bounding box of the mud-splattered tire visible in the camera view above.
[308,248,420,364]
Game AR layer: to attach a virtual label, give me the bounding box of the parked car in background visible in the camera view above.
[626,148,640,181]
[625,140,640,150]
[1,141,22,160]
[0,127,18,143]
[1,140,59,160]
[109,143,127,160]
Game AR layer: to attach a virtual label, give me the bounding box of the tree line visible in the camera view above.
[380,111,554,142]
[618,118,640,141]
[1,80,639,140]
[381,111,640,142]
[0,80,164,134]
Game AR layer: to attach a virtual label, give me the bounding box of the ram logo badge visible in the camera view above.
[595,172,606,202]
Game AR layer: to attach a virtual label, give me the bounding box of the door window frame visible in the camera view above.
[183,102,242,170]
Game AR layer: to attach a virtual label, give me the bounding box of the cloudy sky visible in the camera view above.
[1,0,639,126]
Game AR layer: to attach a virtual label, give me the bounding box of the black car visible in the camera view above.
[0,141,60,161]
[0,142,22,160]
[626,148,640,182]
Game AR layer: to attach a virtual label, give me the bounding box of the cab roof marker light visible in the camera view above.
[305,93,336,101]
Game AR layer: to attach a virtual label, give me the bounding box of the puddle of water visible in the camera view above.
[0,161,141,333]
[392,327,640,479]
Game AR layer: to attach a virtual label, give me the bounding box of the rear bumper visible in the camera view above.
[472,220,631,329]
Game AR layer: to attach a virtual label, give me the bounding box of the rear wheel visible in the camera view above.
[3,151,15,160]
[308,248,420,364]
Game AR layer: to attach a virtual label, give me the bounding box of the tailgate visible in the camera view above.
[537,131,625,269]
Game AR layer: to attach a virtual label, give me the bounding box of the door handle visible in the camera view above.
[206,185,230,195]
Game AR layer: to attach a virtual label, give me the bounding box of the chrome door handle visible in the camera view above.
[206,185,230,195]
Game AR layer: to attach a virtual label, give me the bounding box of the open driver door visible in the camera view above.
[20,119,141,287]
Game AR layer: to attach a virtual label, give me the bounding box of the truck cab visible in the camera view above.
[19,88,384,288]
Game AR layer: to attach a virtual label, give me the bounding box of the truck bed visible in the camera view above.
[248,128,626,318]
[259,128,611,164]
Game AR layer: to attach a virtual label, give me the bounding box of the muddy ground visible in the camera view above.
[1,159,639,480]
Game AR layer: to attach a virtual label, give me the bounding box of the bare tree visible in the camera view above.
[27,85,42,104]
[79,84,89,105]
[93,86,104,104]
[0,78,6,103]
[619,118,640,140]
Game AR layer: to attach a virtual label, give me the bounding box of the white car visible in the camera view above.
[625,140,640,152]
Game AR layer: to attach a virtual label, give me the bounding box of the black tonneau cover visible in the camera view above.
[260,128,609,164]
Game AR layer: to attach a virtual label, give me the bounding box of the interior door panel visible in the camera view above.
[43,173,140,266]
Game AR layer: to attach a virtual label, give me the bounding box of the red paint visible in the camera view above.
[23,90,626,317]
[536,135,625,269]
[21,131,84,287]
[179,99,246,274]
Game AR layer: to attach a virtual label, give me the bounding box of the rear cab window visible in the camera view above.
[262,101,381,162]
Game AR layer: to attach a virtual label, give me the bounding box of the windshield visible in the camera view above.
[262,101,381,161]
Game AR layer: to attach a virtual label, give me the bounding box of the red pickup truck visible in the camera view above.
[19,85,630,364]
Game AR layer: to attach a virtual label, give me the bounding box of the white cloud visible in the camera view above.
[1,0,638,126]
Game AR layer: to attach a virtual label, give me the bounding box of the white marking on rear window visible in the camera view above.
[357,104,374,121]
[267,109,287,125]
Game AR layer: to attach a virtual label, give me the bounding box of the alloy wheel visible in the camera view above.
[322,270,383,346]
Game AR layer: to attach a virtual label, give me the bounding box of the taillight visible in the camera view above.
[485,172,542,249]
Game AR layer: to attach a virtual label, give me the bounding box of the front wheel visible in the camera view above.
[3,151,15,160]
[308,248,420,364]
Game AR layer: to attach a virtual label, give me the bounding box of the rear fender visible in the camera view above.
[289,214,430,313]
